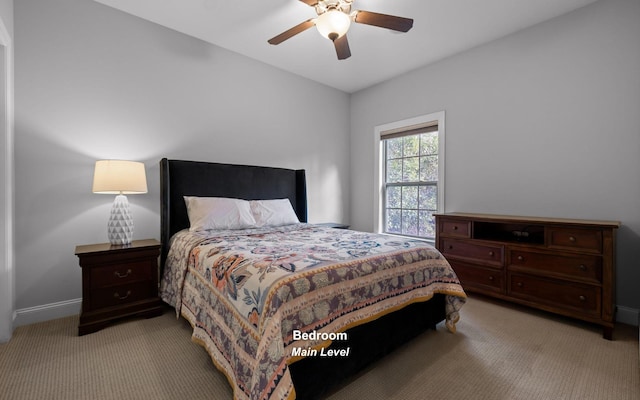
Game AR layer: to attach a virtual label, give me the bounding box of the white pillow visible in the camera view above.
[184,196,256,231]
[250,199,300,227]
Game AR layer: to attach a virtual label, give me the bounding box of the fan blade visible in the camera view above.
[268,19,315,45]
[298,0,319,6]
[333,34,351,60]
[354,10,413,32]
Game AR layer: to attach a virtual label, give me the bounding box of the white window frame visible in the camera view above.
[373,111,445,241]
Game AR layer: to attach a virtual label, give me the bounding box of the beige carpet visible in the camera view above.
[1,296,638,400]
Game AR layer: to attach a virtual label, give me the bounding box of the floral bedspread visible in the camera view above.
[160,223,466,400]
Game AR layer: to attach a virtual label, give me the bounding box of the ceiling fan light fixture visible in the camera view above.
[268,0,412,60]
[315,10,351,41]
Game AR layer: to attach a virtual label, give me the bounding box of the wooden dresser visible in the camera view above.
[434,213,620,339]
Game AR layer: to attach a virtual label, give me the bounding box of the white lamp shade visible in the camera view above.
[92,160,148,194]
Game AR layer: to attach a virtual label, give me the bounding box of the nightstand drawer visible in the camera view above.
[508,250,601,283]
[91,281,154,309]
[548,227,602,253]
[90,261,153,288]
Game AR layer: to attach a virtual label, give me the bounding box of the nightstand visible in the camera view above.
[75,239,164,335]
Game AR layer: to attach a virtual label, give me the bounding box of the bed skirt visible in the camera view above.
[289,294,446,399]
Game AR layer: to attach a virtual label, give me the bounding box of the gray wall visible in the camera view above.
[14,0,350,317]
[350,0,640,316]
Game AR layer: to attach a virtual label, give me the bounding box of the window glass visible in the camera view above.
[382,130,439,239]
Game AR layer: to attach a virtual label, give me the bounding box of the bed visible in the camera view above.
[158,158,466,400]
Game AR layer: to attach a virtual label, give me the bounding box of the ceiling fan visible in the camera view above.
[268,0,414,60]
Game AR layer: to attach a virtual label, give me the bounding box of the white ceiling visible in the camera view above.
[93,0,598,93]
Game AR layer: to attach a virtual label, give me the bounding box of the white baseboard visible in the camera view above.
[616,305,639,327]
[14,298,81,328]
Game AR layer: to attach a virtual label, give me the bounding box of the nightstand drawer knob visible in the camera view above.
[579,295,586,301]
[569,236,576,242]
[488,251,494,256]
[578,264,587,271]
[453,226,458,230]
[517,255,524,261]
[114,269,132,279]
[488,276,494,281]
[113,290,132,300]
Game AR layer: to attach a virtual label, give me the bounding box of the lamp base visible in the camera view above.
[108,194,134,245]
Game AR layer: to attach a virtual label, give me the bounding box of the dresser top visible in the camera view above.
[434,212,621,228]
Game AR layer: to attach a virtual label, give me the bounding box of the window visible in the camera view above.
[375,112,444,241]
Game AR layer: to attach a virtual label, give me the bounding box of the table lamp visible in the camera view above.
[92,160,148,245]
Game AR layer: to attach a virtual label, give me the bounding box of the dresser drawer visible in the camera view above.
[90,261,153,288]
[440,238,503,267]
[439,219,471,238]
[91,281,154,309]
[548,227,602,253]
[450,261,503,294]
[508,273,600,315]
[508,250,602,283]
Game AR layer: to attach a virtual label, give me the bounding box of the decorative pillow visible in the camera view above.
[184,196,256,231]
[250,199,300,227]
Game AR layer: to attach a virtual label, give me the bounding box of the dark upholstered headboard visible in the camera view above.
[159,158,307,270]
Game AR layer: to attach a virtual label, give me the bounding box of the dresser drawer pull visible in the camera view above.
[448,245,453,249]
[579,295,586,302]
[453,225,458,230]
[517,255,524,261]
[569,236,576,242]
[113,290,132,300]
[578,264,587,271]
[488,251,494,256]
[488,276,494,281]
[114,269,132,279]
[516,282,523,288]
